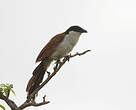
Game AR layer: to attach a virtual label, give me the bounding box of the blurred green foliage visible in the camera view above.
[0,84,15,110]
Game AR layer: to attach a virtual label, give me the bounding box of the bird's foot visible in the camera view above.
[64,54,71,62]
[53,60,62,70]
[55,59,61,64]
[47,71,51,77]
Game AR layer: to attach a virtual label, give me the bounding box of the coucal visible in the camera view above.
[26,26,87,98]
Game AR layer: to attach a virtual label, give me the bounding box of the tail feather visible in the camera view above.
[26,58,52,98]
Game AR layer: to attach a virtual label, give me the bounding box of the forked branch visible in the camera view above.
[0,50,91,110]
[27,49,91,101]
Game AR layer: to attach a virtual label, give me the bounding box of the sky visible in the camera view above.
[0,0,136,110]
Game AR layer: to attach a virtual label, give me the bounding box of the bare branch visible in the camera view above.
[19,95,49,109]
[0,50,90,110]
[70,50,91,58]
[28,50,91,100]
[0,92,19,110]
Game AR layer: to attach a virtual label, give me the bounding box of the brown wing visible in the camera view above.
[36,33,65,62]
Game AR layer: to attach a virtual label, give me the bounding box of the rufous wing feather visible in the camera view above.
[36,33,65,62]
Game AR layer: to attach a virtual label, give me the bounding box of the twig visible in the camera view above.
[0,50,91,110]
[19,95,49,109]
[28,50,91,100]
[7,89,10,99]
[70,50,91,58]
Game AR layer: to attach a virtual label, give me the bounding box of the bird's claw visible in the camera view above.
[64,54,71,62]
[55,60,62,64]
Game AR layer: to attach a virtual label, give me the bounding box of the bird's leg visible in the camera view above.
[52,56,62,64]
[56,59,61,64]
[53,60,59,70]
[64,53,71,62]
[46,71,51,77]
[52,56,62,70]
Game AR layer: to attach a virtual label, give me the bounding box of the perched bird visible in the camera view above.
[26,26,87,98]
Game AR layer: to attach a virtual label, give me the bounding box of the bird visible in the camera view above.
[26,25,87,99]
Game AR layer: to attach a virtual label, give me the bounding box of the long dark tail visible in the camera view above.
[26,58,52,98]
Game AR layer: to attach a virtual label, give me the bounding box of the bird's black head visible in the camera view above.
[65,26,87,34]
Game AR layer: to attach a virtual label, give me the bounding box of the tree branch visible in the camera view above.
[27,50,91,101]
[19,95,49,109]
[0,50,91,110]
[0,92,19,110]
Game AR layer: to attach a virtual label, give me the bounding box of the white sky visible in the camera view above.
[0,0,136,110]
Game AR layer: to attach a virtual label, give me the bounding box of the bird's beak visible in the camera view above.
[82,29,88,33]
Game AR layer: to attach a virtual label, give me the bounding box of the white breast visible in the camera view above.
[52,31,81,58]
